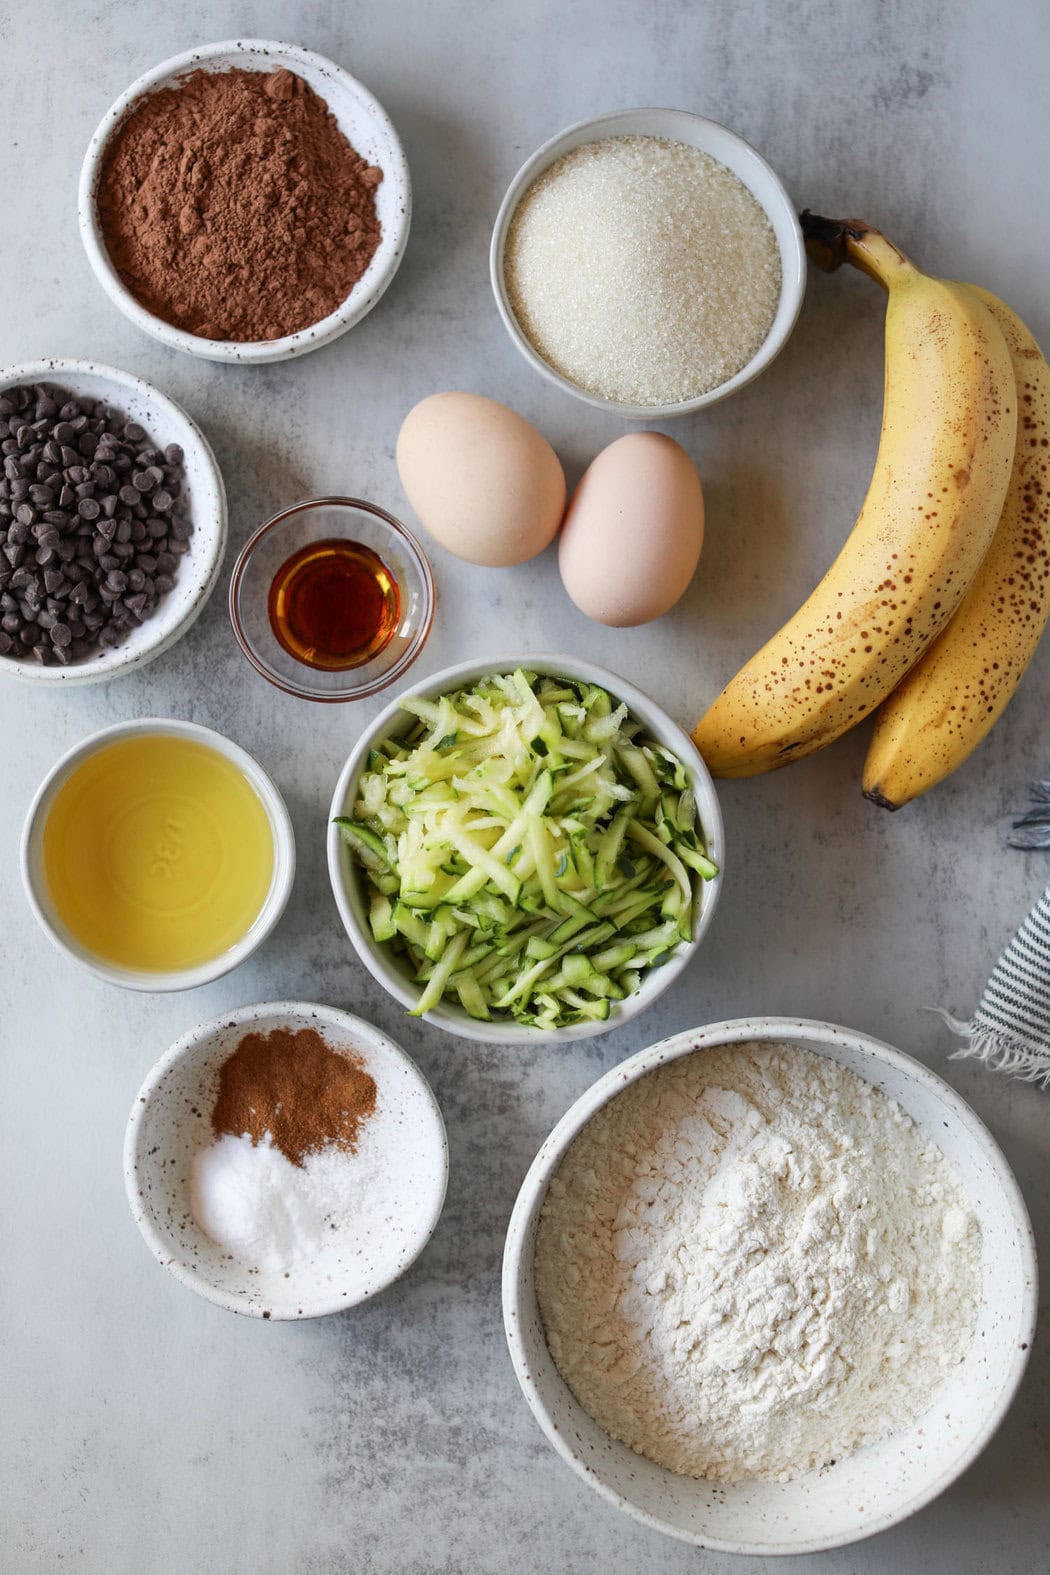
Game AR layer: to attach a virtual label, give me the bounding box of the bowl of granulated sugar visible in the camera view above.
[503,1016,1037,1553]
[491,110,805,417]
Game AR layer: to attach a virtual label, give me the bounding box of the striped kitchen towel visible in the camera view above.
[945,883,1050,1084]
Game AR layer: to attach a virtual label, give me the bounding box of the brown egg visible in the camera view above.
[396,392,566,567]
[558,433,704,625]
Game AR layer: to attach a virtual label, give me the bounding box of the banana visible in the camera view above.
[863,289,1050,809]
[692,217,1017,779]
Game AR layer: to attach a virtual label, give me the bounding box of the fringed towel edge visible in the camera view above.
[932,1007,1050,1087]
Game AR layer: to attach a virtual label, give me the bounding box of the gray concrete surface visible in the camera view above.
[1,1,1047,1570]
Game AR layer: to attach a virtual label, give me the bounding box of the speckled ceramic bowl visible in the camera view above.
[0,359,226,684]
[503,1017,1037,1554]
[125,1001,448,1319]
[79,40,411,364]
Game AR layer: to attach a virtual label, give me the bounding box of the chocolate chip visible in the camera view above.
[0,380,191,666]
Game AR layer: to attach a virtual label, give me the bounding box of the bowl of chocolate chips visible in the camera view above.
[0,359,226,682]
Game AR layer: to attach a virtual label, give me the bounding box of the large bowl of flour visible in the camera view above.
[502,1017,1036,1554]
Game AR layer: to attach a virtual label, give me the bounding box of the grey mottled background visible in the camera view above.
[1,1,1048,1571]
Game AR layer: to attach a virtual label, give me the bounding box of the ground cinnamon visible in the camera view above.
[211,1026,377,1164]
[97,67,383,342]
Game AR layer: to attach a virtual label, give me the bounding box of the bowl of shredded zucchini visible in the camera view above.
[327,656,724,1041]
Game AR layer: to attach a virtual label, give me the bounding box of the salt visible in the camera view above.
[191,1131,375,1272]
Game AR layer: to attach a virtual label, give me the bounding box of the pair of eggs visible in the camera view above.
[395,393,704,627]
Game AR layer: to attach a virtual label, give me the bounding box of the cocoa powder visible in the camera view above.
[211,1026,377,1165]
[97,67,383,342]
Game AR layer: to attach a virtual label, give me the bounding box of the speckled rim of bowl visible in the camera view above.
[0,357,227,684]
[490,107,806,419]
[77,39,412,364]
[502,1016,1039,1554]
[124,1000,449,1319]
[20,717,296,992]
[228,495,436,702]
[326,653,725,1044]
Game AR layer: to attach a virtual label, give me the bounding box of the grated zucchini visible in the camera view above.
[335,670,717,1028]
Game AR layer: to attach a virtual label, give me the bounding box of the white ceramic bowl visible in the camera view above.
[79,40,411,363]
[0,359,226,684]
[491,108,806,419]
[503,1017,1038,1554]
[327,654,724,1044]
[21,717,295,992]
[125,1000,448,1319]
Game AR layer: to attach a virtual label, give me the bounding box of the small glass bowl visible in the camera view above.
[229,497,435,702]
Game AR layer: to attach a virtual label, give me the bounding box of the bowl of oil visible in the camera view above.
[21,718,295,991]
[228,496,435,702]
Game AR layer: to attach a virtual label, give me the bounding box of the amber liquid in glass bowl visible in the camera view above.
[267,538,401,672]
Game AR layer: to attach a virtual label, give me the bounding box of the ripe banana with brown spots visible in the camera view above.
[692,216,1017,779]
[863,289,1050,808]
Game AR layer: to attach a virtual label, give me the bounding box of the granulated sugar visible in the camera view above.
[504,136,781,406]
[534,1044,980,1483]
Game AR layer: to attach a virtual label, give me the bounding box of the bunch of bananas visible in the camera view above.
[692,215,1050,809]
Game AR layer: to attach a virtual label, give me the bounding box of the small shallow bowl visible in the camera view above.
[229,497,435,702]
[503,1017,1038,1555]
[0,359,226,685]
[21,717,295,992]
[125,1000,448,1319]
[79,40,411,364]
[327,654,724,1044]
[491,108,806,419]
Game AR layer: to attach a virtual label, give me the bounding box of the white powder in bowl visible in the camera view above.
[191,1131,381,1273]
[504,136,782,406]
[534,1044,981,1483]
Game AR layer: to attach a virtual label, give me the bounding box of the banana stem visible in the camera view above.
[800,211,914,289]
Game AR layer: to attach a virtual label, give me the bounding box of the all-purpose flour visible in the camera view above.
[534,1044,980,1482]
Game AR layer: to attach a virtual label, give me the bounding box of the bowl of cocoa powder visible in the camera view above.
[78,40,411,363]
